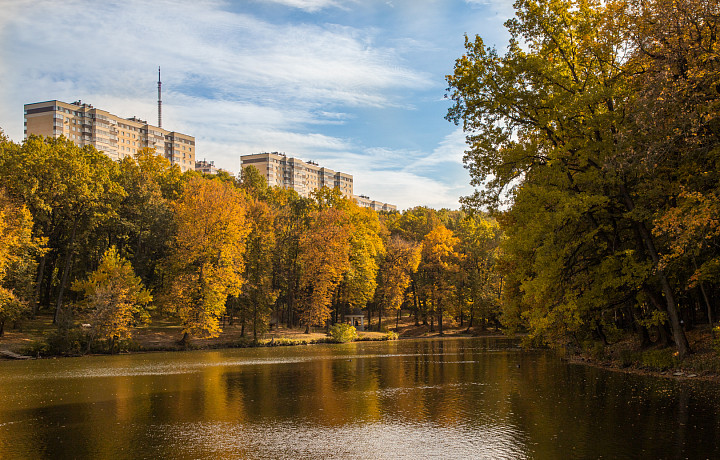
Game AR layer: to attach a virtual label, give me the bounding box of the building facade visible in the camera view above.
[241,152,396,210]
[195,159,219,174]
[353,194,397,212]
[24,100,196,171]
[241,152,354,198]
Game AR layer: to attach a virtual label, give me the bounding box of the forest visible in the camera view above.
[446,0,719,360]
[0,133,502,353]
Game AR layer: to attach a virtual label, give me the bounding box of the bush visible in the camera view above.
[44,327,88,356]
[640,348,678,370]
[582,340,606,361]
[385,331,399,340]
[329,323,358,343]
[619,349,641,367]
[713,327,720,354]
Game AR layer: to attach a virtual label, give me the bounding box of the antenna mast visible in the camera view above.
[157,66,162,128]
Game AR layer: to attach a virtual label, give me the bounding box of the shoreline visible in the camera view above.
[0,316,508,360]
[3,319,718,387]
[565,354,720,383]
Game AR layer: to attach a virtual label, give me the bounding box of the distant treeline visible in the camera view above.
[446,0,719,357]
[0,133,502,351]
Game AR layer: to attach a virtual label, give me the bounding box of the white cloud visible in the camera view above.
[0,0,500,210]
[0,0,430,141]
[254,0,350,12]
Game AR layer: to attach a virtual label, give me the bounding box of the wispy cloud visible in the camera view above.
[254,0,350,12]
[0,0,508,209]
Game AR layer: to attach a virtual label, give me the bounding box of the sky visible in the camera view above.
[0,0,515,210]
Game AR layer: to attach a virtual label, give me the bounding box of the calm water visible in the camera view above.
[0,337,719,459]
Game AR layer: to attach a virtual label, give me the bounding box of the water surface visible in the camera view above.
[1,337,718,459]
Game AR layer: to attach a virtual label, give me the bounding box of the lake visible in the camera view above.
[0,337,719,459]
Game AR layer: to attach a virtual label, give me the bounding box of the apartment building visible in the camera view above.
[195,159,219,174]
[241,152,354,198]
[24,100,196,172]
[353,194,397,213]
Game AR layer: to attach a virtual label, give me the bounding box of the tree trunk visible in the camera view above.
[54,218,78,324]
[411,279,420,326]
[620,183,691,357]
[32,253,48,317]
[629,303,652,348]
[438,310,444,336]
[694,258,713,325]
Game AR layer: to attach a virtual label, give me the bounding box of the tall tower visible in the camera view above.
[157,66,162,128]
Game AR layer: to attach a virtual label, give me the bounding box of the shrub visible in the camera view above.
[385,331,399,340]
[713,326,720,354]
[329,323,358,343]
[619,349,641,367]
[640,348,678,370]
[44,327,88,356]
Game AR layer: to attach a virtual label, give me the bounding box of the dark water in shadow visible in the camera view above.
[0,337,718,459]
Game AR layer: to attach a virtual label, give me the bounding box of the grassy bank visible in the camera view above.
[0,313,500,358]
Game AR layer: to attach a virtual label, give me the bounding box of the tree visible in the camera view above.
[72,246,151,353]
[112,149,176,288]
[455,214,503,330]
[446,0,696,356]
[376,236,421,329]
[162,177,249,343]
[236,196,277,340]
[339,202,386,328]
[269,187,312,328]
[420,225,462,335]
[0,135,123,322]
[0,189,43,336]
[298,207,351,332]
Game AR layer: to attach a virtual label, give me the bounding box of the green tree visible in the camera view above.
[112,149,176,288]
[236,196,277,340]
[455,214,503,331]
[446,0,695,355]
[0,135,123,323]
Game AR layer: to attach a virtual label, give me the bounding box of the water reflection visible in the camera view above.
[0,338,718,459]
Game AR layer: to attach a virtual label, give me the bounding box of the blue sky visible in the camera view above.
[0,0,514,209]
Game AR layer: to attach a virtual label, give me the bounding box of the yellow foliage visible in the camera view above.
[72,246,151,346]
[164,177,249,339]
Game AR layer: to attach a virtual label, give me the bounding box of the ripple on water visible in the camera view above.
[3,351,496,380]
[150,420,530,460]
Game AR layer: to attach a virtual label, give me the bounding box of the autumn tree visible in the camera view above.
[0,136,123,322]
[455,214,503,331]
[446,0,698,356]
[72,246,151,353]
[162,176,249,343]
[624,0,720,327]
[298,207,351,332]
[420,225,462,335]
[236,196,277,340]
[0,189,44,336]
[376,236,421,329]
